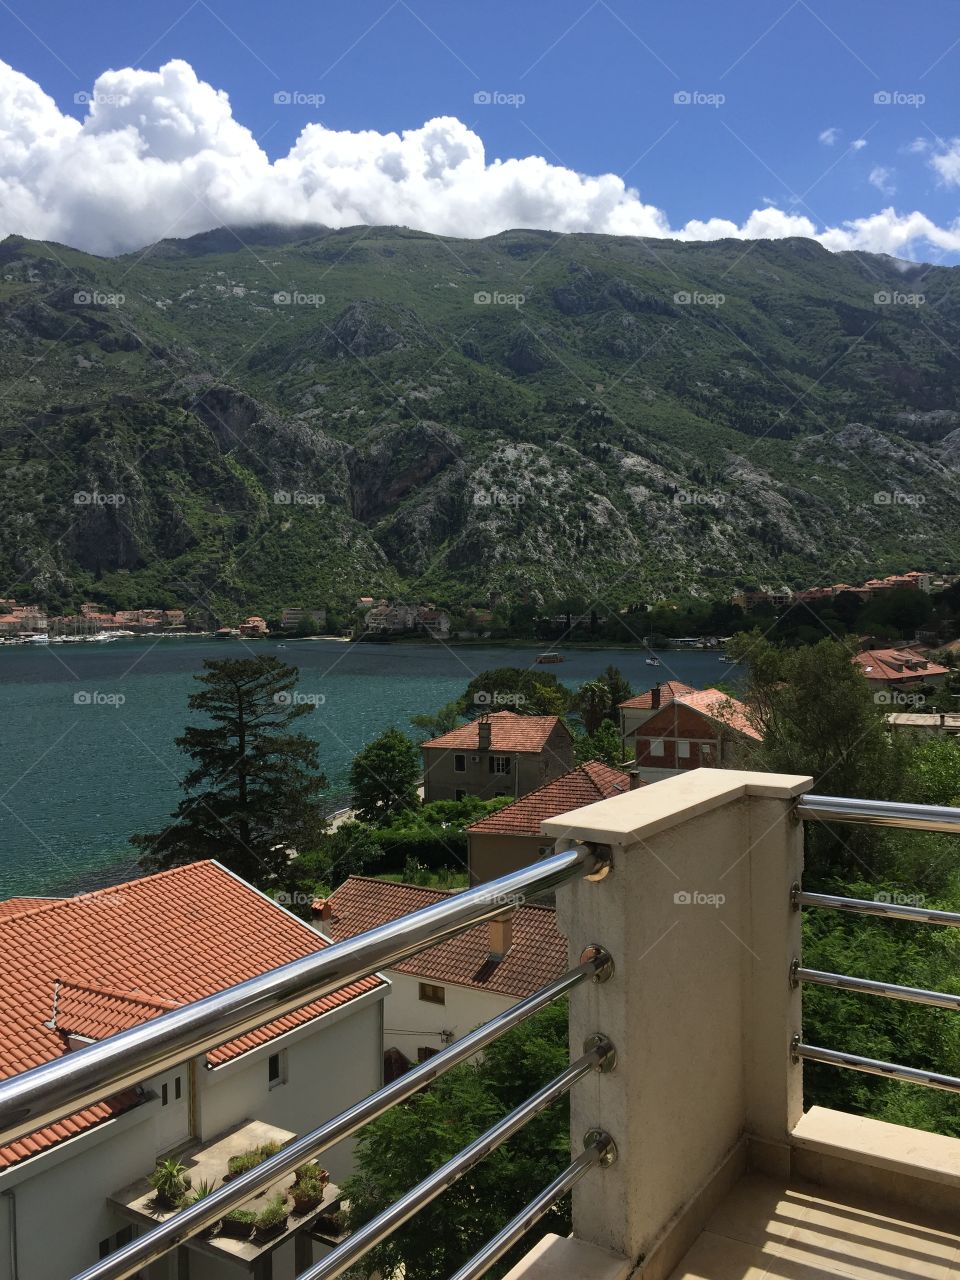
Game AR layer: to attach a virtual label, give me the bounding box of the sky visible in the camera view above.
[1,0,959,259]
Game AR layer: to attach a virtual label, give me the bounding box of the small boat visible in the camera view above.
[718,655,738,664]
[645,657,660,667]
[535,652,564,664]
[27,634,50,645]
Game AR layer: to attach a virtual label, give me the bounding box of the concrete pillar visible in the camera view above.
[545,769,811,1268]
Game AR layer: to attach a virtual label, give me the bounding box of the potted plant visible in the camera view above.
[219,1208,256,1240]
[291,1168,327,1214]
[294,1161,328,1186]
[187,1180,220,1236]
[252,1195,288,1243]
[224,1142,282,1181]
[148,1157,191,1210]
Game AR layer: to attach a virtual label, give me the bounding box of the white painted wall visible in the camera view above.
[0,992,384,1280]
[381,970,513,1062]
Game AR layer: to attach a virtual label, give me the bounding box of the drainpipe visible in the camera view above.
[2,1188,19,1280]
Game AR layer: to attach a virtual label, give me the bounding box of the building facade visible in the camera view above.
[421,712,574,803]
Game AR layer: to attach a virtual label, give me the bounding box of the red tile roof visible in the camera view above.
[0,897,62,920]
[421,710,568,753]
[323,877,566,999]
[853,649,952,684]
[675,689,762,740]
[467,762,632,837]
[0,861,384,1169]
[619,681,695,711]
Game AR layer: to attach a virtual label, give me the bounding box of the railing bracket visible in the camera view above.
[584,844,614,881]
[789,957,800,988]
[580,944,614,983]
[790,1034,801,1064]
[583,1128,618,1167]
[583,1033,617,1073]
[790,881,801,911]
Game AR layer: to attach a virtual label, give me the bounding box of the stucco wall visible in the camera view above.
[468,832,552,885]
[382,970,513,1061]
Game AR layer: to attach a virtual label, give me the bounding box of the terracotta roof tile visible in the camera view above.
[0,861,384,1168]
[618,681,695,710]
[421,710,567,753]
[324,877,565,999]
[675,689,762,740]
[467,762,632,837]
[853,649,952,684]
[0,897,62,920]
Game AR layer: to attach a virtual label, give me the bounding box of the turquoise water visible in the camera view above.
[0,638,739,896]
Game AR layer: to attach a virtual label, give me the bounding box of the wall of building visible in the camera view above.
[633,704,728,772]
[0,995,384,1280]
[424,728,573,803]
[381,970,513,1062]
[467,832,554,885]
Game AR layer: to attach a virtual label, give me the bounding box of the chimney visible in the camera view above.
[629,769,644,791]
[488,913,513,960]
[650,683,661,710]
[311,897,332,923]
[478,715,492,752]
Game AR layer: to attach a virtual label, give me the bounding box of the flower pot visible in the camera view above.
[253,1218,287,1244]
[292,1190,323,1215]
[219,1217,254,1240]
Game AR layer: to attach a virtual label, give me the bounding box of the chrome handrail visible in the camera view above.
[73,953,611,1280]
[793,888,960,928]
[793,964,960,1011]
[792,1039,960,1094]
[0,844,606,1148]
[797,794,960,835]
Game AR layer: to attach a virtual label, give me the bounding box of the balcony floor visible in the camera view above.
[666,1173,960,1279]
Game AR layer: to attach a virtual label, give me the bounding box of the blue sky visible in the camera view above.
[1,0,959,257]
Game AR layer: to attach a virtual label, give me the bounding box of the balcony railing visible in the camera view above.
[0,844,617,1280]
[793,791,960,1094]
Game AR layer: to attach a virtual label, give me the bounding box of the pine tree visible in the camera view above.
[132,657,327,884]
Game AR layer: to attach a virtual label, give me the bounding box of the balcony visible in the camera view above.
[3,769,960,1280]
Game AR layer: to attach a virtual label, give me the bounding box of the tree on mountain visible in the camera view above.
[342,1002,571,1280]
[575,678,610,735]
[131,656,327,885]
[350,728,421,825]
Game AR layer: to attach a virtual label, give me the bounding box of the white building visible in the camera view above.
[316,877,565,1076]
[0,862,387,1280]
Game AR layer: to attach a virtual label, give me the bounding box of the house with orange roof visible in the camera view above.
[317,876,565,1075]
[466,761,633,885]
[853,647,951,693]
[0,861,386,1279]
[420,710,574,803]
[626,688,761,780]
[618,680,696,757]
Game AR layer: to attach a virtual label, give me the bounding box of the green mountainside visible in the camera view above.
[2,223,959,618]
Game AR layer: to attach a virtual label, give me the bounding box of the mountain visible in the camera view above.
[1,224,959,618]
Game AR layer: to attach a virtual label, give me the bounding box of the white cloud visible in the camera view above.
[851,138,867,151]
[0,58,959,261]
[929,138,960,185]
[819,127,840,145]
[868,165,896,196]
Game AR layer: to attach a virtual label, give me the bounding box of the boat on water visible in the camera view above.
[215,627,242,639]
[645,656,661,667]
[718,655,738,663]
[27,634,49,645]
[535,652,564,664]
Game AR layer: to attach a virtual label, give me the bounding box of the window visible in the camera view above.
[268,1051,286,1088]
[161,1075,182,1106]
[160,1082,168,1106]
[650,738,665,757]
[454,753,466,772]
[174,1074,182,1101]
[417,1046,438,1063]
[419,982,445,1005]
[677,739,690,759]
[488,755,510,774]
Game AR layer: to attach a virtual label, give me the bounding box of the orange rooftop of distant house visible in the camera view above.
[619,680,696,710]
[421,710,565,753]
[467,762,632,837]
